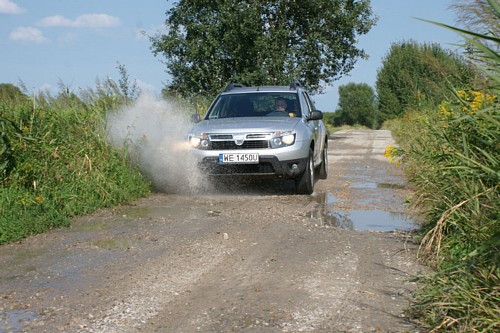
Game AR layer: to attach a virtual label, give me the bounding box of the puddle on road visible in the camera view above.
[350,182,378,189]
[0,249,43,280]
[350,182,406,189]
[0,309,39,333]
[308,192,413,232]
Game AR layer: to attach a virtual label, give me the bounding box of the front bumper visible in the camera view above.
[198,155,308,178]
[190,139,311,178]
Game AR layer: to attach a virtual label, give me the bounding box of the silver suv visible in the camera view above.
[188,82,328,194]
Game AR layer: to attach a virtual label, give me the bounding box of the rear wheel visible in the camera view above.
[318,140,328,179]
[295,149,314,194]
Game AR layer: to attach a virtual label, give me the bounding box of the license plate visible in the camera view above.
[219,153,259,164]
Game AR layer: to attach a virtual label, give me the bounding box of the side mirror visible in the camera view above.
[191,114,201,123]
[307,110,323,121]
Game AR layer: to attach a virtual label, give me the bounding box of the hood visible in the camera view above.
[190,117,301,134]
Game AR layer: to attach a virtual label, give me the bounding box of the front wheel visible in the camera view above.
[295,149,314,194]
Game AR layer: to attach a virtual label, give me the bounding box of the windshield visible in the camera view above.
[206,92,301,119]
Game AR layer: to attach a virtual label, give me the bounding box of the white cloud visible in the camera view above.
[40,13,120,28]
[58,32,78,43]
[0,0,24,14]
[10,26,48,43]
[39,15,73,27]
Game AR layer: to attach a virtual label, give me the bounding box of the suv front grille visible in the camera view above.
[210,140,270,150]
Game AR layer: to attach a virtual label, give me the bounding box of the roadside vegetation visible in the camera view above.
[381,1,499,331]
[0,76,151,244]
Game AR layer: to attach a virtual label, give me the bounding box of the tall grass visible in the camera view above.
[0,78,150,244]
[385,3,499,330]
[387,94,499,330]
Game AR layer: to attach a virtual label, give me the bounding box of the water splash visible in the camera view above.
[106,94,205,193]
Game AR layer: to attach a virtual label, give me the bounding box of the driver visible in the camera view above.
[275,98,288,112]
[275,97,296,117]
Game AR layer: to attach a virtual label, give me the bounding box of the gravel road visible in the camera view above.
[0,130,425,332]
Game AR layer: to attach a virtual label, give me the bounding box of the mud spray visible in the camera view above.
[106,94,206,193]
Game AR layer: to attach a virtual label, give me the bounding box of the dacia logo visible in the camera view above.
[234,135,245,145]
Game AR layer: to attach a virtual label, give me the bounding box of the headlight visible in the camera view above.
[190,137,201,148]
[271,131,295,148]
[282,134,295,145]
[189,133,209,149]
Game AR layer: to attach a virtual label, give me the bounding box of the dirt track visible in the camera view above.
[0,130,425,332]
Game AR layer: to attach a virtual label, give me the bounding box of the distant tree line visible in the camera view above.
[323,40,475,129]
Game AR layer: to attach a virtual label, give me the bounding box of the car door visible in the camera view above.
[302,92,322,165]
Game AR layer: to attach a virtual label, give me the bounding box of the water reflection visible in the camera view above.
[350,182,406,189]
[308,208,354,229]
[309,192,413,232]
[0,309,38,333]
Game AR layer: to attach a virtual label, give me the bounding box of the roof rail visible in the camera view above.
[289,81,301,90]
[224,83,245,92]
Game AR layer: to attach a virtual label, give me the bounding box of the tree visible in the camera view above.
[335,82,376,127]
[375,41,475,123]
[151,0,376,98]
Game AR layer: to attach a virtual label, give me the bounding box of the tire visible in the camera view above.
[318,140,328,179]
[295,148,314,194]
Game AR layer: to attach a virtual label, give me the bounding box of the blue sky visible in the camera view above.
[1,0,462,111]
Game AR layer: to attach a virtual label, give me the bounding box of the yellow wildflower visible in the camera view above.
[439,101,452,118]
[457,90,468,100]
[384,145,405,164]
[456,90,497,113]
[384,145,395,158]
[35,196,43,203]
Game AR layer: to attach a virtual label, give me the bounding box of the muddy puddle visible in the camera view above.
[349,181,406,189]
[309,185,414,232]
[0,309,38,333]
